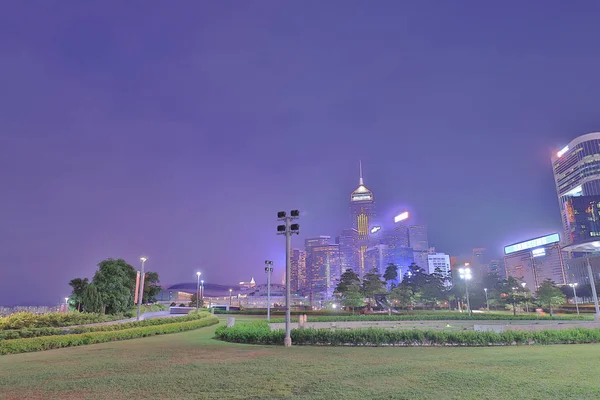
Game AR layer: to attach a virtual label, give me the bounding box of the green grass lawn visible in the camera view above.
[0,315,598,400]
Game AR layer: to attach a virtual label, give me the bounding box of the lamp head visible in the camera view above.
[140,257,147,262]
[197,272,201,277]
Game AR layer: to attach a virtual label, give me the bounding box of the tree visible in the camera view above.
[143,272,162,303]
[361,268,387,306]
[82,283,103,313]
[340,286,364,313]
[383,263,399,289]
[189,293,204,308]
[68,278,89,311]
[536,280,566,316]
[92,258,137,315]
[420,268,446,309]
[335,269,361,297]
[389,283,416,310]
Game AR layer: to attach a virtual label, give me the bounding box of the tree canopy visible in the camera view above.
[536,280,566,316]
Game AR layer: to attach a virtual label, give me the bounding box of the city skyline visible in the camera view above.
[3,2,600,305]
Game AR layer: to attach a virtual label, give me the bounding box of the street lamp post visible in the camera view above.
[484,288,489,312]
[137,257,147,321]
[200,280,204,307]
[585,257,600,322]
[265,260,273,321]
[569,283,580,316]
[196,272,201,309]
[458,264,472,316]
[229,289,233,308]
[277,210,300,347]
[521,282,529,313]
[64,297,69,313]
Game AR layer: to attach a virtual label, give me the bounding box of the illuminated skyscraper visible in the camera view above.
[552,132,600,245]
[336,229,359,273]
[350,162,375,277]
[409,225,428,269]
[290,249,307,294]
[305,239,341,300]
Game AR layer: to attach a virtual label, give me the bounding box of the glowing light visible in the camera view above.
[557,145,569,158]
[370,226,381,234]
[565,186,583,197]
[532,248,546,257]
[458,267,472,280]
[504,233,560,255]
[394,211,409,223]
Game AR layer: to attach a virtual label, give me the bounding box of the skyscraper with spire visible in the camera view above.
[350,161,375,277]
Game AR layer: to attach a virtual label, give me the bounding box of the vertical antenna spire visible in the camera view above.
[359,160,364,185]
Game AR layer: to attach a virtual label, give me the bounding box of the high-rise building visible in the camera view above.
[488,259,505,278]
[563,195,600,246]
[427,252,452,287]
[305,242,341,300]
[409,225,429,270]
[552,132,600,245]
[504,233,566,290]
[336,229,359,274]
[350,162,375,277]
[290,249,306,294]
[365,244,387,276]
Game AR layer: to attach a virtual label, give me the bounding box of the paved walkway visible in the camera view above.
[63,311,183,330]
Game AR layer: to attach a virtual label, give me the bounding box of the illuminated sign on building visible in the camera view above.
[504,233,560,255]
[531,248,546,258]
[370,226,381,234]
[557,145,569,158]
[352,194,373,201]
[394,211,409,223]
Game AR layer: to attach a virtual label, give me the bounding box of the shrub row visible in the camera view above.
[268,313,590,323]
[0,311,213,341]
[0,314,219,355]
[213,309,353,316]
[215,322,600,346]
[0,312,126,330]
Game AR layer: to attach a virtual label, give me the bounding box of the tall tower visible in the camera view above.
[552,132,600,245]
[350,161,375,277]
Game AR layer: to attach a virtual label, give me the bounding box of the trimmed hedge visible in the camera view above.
[215,321,600,346]
[0,312,124,330]
[0,311,213,341]
[269,313,591,323]
[0,314,219,355]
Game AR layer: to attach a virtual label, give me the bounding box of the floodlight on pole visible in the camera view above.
[277,209,300,347]
[137,257,147,321]
[569,283,580,316]
[196,272,202,309]
[484,288,489,312]
[200,279,204,305]
[458,265,472,316]
[265,260,273,321]
[229,288,233,307]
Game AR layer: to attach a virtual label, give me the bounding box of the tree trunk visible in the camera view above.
[513,301,516,316]
[549,306,553,316]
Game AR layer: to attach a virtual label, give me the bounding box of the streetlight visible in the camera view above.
[137,257,147,321]
[484,288,489,312]
[332,303,337,310]
[196,272,202,309]
[569,283,580,316]
[200,279,204,306]
[64,297,69,313]
[277,209,300,347]
[458,264,472,316]
[265,260,273,321]
[229,288,233,307]
[521,282,529,313]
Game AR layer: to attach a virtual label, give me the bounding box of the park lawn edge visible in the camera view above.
[0,315,219,355]
[268,314,591,323]
[215,321,600,346]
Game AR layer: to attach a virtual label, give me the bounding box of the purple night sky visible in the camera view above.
[2,1,600,305]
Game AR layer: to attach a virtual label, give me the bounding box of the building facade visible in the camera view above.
[409,225,429,270]
[336,228,359,274]
[552,132,600,245]
[504,233,566,289]
[305,238,341,300]
[427,252,452,287]
[350,162,375,278]
[290,248,307,294]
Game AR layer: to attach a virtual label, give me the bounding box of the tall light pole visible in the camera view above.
[64,297,69,313]
[265,260,273,321]
[137,257,147,321]
[229,288,233,307]
[586,256,600,321]
[196,272,201,309]
[277,210,300,347]
[569,283,580,316]
[521,282,529,313]
[484,288,489,312]
[459,264,472,316]
[200,279,204,307]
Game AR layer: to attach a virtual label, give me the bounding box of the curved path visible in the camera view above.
[63,310,185,330]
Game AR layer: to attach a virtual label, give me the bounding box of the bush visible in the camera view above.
[0,312,125,330]
[268,313,591,324]
[215,322,600,346]
[0,314,219,355]
[0,311,213,341]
